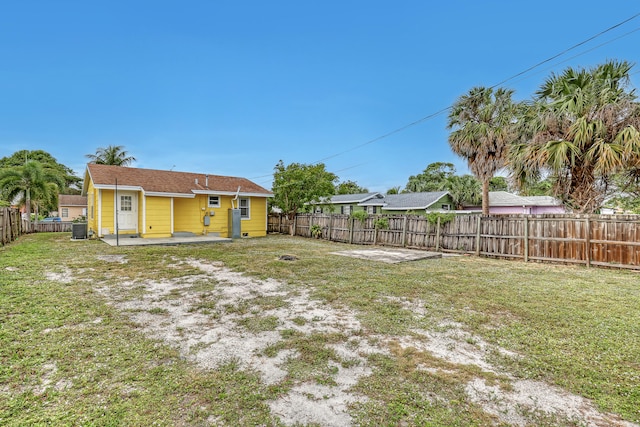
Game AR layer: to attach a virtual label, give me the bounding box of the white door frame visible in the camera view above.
[114,191,138,232]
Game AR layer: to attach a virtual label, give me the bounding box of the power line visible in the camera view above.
[310,11,640,166]
[489,12,640,89]
[251,11,640,186]
[507,26,640,88]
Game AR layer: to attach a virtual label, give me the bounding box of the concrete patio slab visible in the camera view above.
[101,234,232,246]
[330,248,442,263]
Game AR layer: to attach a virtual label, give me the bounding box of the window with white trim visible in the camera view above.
[441,204,451,210]
[239,198,250,219]
[208,195,220,207]
[62,208,69,218]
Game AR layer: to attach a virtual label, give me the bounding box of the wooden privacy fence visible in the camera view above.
[32,222,73,233]
[0,208,24,246]
[268,213,640,270]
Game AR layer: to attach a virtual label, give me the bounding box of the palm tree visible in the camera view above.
[448,86,519,214]
[0,160,64,219]
[86,145,136,166]
[510,61,640,213]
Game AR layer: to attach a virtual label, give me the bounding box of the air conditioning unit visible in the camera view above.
[72,223,88,239]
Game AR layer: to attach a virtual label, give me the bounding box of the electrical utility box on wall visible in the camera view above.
[203,214,210,226]
[228,209,241,239]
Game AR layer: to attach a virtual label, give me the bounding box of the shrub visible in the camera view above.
[350,210,369,223]
[426,212,456,225]
[310,224,323,238]
[374,217,389,230]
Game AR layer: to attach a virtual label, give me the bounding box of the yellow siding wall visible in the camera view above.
[86,180,98,236]
[100,189,116,235]
[173,197,204,234]
[173,195,268,237]
[241,197,268,237]
[143,196,172,237]
[86,175,269,239]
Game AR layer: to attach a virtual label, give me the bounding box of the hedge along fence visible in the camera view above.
[0,207,24,246]
[268,213,640,270]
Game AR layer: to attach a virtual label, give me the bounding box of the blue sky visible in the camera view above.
[1,1,639,192]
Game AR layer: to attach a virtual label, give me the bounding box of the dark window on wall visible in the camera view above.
[208,195,220,207]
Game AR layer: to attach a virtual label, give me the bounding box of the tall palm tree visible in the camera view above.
[448,86,519,214]
[86,145,136,166]
[510,61,640,213]
[0,160,64,219]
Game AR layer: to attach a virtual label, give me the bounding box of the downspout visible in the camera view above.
[231,186,241,209]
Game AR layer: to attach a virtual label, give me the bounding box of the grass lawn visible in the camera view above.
[0,233,638,426]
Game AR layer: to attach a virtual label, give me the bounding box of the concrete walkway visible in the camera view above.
[101,234,232,246]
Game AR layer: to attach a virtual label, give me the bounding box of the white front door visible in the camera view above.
[116,192,137,231]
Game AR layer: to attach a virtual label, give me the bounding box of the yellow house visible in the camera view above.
[82,164,272,239]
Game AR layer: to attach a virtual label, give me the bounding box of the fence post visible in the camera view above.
[402,215,408,247]
[328,214,332,241]
[293,215,297,236]
[475,215,482,256]
[309,215,314,238]
[349,216,354,244]
[585,217,591,268]
[435,216,441,251]
[373,217,378,246]
[523,216,529,262]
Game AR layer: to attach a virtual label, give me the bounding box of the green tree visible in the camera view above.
[0,150,81,193]
[386,186,401,195]
[510,61,640,213]
[489,176,509,191]
[518,177,554,196]
[405,162,455,192]
[448,87,519,214]
[335,180,369,195]
[0,160,64,218]
[447,174,481,209]
[271,161,337,234]
[86,145,136,166]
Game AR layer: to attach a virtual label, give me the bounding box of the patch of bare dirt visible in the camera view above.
[48,256,637,427]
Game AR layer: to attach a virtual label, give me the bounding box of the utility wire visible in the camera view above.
[489,12,640,89]
[310,11,640,166]
[507,26,640,88]
[250,11,640,184]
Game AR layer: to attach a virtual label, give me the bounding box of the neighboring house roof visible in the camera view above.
[489,191,563,207]
[82,164,272,198]
[379,191,450,211]
[466,191,563,207]
[58,195,87,206]
[521,195,563,206]
[488,191,530,207]
[319,192,383,204]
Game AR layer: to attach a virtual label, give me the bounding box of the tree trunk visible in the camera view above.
[25,189,31,219]
[288,213,296,236]
[481,179,490,215]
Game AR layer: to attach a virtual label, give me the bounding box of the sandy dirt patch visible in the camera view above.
[76,256,636,427]
[330,248,442,263]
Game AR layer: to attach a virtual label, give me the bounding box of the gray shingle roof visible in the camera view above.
[379,191,449,210]
[321,192,383,204]
[487,192,562,207]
